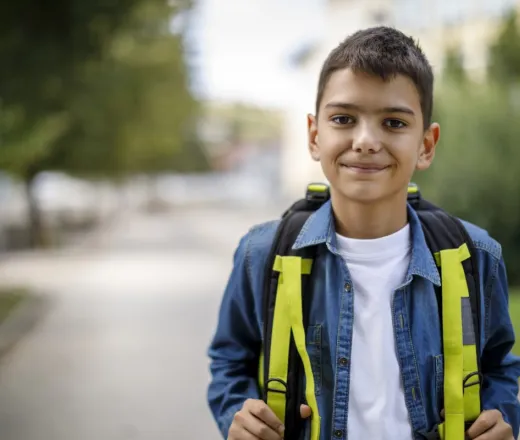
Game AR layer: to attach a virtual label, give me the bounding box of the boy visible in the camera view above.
[207,26,520,440]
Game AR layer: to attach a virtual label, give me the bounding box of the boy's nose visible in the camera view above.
[352,129,382,154]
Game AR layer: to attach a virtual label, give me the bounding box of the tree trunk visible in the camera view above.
[23,170,45,248]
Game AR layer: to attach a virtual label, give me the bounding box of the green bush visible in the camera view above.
[415,82,520,283]
[509,290,520,356]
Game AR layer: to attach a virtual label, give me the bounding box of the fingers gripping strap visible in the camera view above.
[436,244,480,440]
[281,257,321,440]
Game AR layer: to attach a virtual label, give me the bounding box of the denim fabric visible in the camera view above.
[207,200,520,439]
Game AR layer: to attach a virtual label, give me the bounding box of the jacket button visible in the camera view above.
[339,357,349,366]
[334,429,344,438]
[344,282,351,292]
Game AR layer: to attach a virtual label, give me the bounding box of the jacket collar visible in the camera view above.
[292,200,440,286]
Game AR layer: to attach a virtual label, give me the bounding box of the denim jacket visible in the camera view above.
[207,200,520,439]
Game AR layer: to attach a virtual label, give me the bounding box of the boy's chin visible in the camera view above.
[334,183,401,205]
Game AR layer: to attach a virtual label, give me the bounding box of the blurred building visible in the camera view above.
[280,0,520,199]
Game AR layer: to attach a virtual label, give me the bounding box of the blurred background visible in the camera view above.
[0,0,520,438]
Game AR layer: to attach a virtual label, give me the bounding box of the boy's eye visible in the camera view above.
[384,119,406,129]
[331,115,354,125]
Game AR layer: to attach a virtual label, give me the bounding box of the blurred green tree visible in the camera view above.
[488,9,520,84]
[442,46,467,84]
[0,0,207,246]
[416,9,520,282]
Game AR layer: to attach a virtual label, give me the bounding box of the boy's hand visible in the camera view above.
[440,409,514,439]
[227,399,311,440]
[466,410,514,440]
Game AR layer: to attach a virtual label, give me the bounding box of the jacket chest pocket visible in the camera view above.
[306,324,323,396]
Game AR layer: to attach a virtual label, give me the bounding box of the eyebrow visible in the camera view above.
[324,101,416,116]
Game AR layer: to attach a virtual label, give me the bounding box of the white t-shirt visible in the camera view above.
[336,224,413,440]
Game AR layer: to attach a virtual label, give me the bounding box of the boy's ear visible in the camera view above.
[307,113,320,161]
[416,122,440,171]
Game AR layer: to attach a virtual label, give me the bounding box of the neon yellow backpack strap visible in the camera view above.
[280,256,321,440]
[435,244,481,440]
[258,183,329,439]
[264,257,293,425]
[264,255,320,440]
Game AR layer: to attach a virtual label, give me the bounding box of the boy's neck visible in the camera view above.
[331,192,408,239]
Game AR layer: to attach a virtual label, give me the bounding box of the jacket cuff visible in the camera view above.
[218,402,245,438]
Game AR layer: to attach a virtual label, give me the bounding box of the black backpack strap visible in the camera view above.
[262,183,329,439]
[409,192,483,440]
[409,190,482,379]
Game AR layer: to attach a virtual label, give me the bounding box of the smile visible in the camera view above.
[340,164,389,174]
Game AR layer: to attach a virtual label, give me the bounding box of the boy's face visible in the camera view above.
[307,68,440,205]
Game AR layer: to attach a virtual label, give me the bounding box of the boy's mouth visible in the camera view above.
[340,163,389,173]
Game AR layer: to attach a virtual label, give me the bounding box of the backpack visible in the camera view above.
[259,182,482,440]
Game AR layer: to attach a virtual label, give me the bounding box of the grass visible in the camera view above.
[510,289,520,356]
[0,288,26,324]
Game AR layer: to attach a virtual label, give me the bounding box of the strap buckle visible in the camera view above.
[407,182,421,202]
[463,371,483,391]
[419,423,473,440]
[305,183,329,203]
[264,378,288,400]
[419,373,482,440]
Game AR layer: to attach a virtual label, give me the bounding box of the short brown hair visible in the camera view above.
[315,26,434,130]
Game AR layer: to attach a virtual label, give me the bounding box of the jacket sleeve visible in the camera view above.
[207,230,263,438]
[480,255,520,438]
